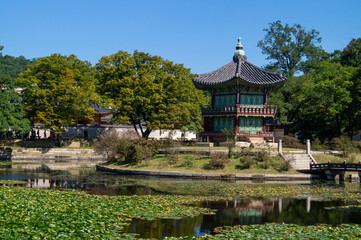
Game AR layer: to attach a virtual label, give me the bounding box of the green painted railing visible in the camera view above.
[310,162,361,171]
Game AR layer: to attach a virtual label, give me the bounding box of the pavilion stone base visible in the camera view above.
[235,141,251,148]
[248,137,266,145]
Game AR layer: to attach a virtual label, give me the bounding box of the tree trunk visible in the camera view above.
[142,128,151,139]
[132,122,141,137]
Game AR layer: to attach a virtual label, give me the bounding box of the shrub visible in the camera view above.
[330,136,357,157]
[127,138,160,165]
[271,157,291,172]
[278,136,304,149]
[237,155,253,169]
[181,156,194,168]
[222,128,235,158]
[168,155,181,165]
[94,129,159,164]
[161,130,178,156]
[209,152,230,169]
[312,139,328,150]
[93,129,121,161]
[255,150,270,163]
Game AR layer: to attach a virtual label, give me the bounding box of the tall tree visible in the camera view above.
[96,51,206,139]
[16,54,99,133]
[0,45,30,135]
[257,20,325,77]
[339,38,361,67]
[0,46,36,78]
[259,21,327,135]
[0,74,30,135]
[292,60,357,140]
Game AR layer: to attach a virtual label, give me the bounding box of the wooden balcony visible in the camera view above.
[202,104,237,115]
[202,104,277,117]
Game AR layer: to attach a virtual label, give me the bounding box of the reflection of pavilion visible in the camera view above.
[202,197,322,226]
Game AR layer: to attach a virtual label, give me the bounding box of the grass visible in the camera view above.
[0,162,32,165]
[107,153,298,175]
[179,146,305,152]
[313,152,361,164]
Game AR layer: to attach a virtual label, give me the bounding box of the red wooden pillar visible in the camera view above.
[236,116,239,134]
[263,94,267,106]
[262,118,266,133]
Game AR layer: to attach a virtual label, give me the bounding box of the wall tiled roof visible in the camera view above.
[193,57,286,86]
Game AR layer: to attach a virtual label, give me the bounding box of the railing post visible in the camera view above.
[278,139,282,153]
[306,139,311,154]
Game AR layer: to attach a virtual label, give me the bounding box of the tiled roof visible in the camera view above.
[193,57,286,86]
[90,103,111,114]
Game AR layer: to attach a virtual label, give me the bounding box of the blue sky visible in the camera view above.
[1,0,360,74]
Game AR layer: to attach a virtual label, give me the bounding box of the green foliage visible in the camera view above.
[0,74,30,134]
[339,38,361,67]
[235,149,288,172]
[94,129,159,164]
[293,61,358,140]
[94,129,123,161]
[311,139,328,150]
[278,136,304,149]
[237,155,253,170]
[208,152,230,169]
[16,54,99,133]
[206,223,361,240]
[0,187,216,239]
[96,51,207,139]
[258,20,325,77]
[161,130,178,156]
[127,138,160,165]
[268,75,310,129]
[330,136,357,158]
[222,128,235,158]
[0,45,35,79]
[0,47,30,134]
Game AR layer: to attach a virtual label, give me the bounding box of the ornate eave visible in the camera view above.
[192,37,287,88]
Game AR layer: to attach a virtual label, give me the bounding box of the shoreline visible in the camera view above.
[96,164,311,181]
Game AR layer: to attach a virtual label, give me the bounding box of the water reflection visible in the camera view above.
[2,163,361,239]
[123,197,361,238]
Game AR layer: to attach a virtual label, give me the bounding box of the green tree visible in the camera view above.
[96,51,206,139]
[259,21,327,135]
[0,45,30,135]
[222,128,235,158]
[258,20,325,77]
[0,74,30,135]
[293,60,357,140]
[268,75,311,135]
[339,38,361,67]
[16,54,99,133]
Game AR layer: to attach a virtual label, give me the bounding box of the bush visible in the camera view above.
[126,138,160,165]
[330,136,357,157]
[278,136,304,149]
[181,156,194,168]
[255,150,270,163]
[237,155,253,169]
[312,139,328,150]
[271,157,291,172]
[168,155,181,165]
[93,129,122,161]
[94,129,159,164]
[208,152,230,169]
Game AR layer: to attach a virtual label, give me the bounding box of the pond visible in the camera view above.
[1,163,360,239]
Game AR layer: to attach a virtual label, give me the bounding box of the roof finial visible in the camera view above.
[233,36,246,61]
